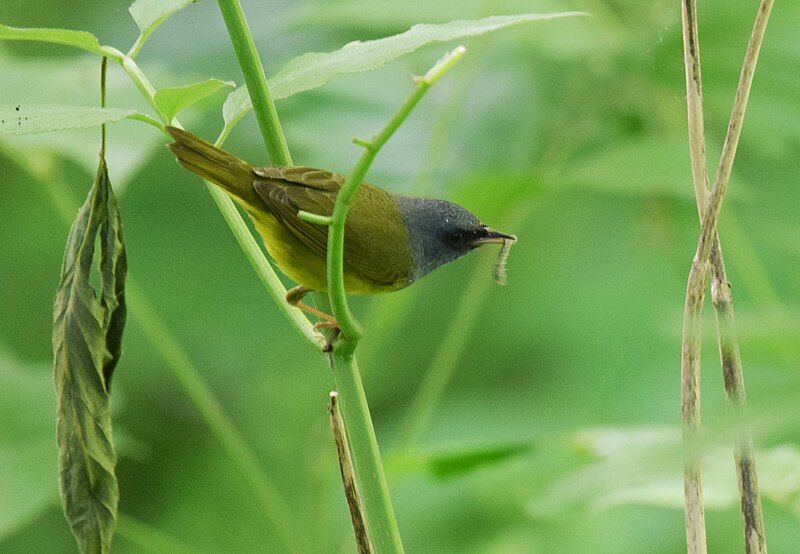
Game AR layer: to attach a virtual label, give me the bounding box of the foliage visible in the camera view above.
[53,156,126,553]
[0,0,798,552]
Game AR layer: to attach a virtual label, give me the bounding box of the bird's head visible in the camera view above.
[397,197,516,282]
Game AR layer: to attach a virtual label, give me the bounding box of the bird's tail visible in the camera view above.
[166,126,258,205]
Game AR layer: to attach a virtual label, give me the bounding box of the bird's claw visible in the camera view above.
[313,320,340,353]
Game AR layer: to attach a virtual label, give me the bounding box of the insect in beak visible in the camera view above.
[471,226,517,246]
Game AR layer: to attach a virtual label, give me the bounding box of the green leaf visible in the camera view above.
[128,0,198,55]
[53,156,127,553]
[386,441,533,480]
[271,13,584,98]
[0,105,139,136]
[222,86,251,128]
[425,442,533,479]
[225,13,585,124]
[0,23,103,54]
[154,78,234,122]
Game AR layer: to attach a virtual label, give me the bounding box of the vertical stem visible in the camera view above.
[678,1,774,552]
[213,3,407,551]
[710,267,765,553]
[329,392,372,554]
[215,0,292,166]
[326,46,466,345]
[323,48,466,553]
[330,354,403,553]
[680,260,709,554]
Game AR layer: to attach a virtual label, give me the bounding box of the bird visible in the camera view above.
[165,126,516,334]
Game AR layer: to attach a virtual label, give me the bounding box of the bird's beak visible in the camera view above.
[471,227,518,246]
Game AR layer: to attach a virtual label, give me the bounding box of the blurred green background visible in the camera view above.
[1,0,799,552]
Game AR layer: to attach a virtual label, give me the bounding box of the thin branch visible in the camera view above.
[694,0,774,264]
[710,274,765,553]
[213,3,406,551]
[325,45,467,346]
[678,1,774,553]
[329,392,372,554]
[104,39,324,350]
[312,48,466,554]
[216,0,293,166]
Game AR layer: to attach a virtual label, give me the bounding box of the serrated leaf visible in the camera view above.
[0,105,139,136]
[53,155,127,553]
[129,0,198,50]
[272,13,584,98]
[154,78,234,122]
[0,23,103,54]
[224,13,585,125]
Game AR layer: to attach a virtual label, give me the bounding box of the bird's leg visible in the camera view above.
[285,285,340,351]
[285,285,338,324]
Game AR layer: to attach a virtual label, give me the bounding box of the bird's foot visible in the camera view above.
[313,320,341,353]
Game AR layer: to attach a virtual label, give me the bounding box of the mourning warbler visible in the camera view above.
[166,126,516,326]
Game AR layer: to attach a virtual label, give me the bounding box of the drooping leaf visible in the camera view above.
[0,23,103,54]
[128,0,198,52]
[0,105,139,136]
[224,13,586,125]
[53,156,127,553]
[154,78,234,122]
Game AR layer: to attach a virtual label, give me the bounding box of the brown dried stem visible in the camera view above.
[329,392,372,554]
[678,1,774,552]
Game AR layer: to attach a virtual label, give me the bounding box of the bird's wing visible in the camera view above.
[252,166,409,287]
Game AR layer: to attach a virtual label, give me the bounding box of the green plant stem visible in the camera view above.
[198,6,463,552]
[327,46,467,345]
[215,0,292,165]
[330,354,402,552]
[103,43,322,349]
[316,47,467,554]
